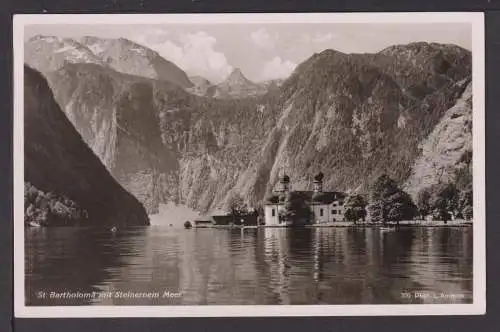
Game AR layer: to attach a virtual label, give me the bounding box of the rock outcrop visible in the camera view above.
[404,80,472,198]
[24,65,150,226]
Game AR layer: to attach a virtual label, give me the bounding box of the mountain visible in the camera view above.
[25,35,193,89]
[41,42,472,214]
[187,71,281,98]
[24,65,149,226]
[214,68,268,98]
[79,36,193,88]
[24,35,108,73]
[187,75,217,97]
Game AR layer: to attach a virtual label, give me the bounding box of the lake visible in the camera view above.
[25,226,473,305]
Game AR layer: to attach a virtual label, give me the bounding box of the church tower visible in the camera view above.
[313,172,324,193]
[278,171,291,193]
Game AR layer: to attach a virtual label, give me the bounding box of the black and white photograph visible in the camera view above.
[13,13,485,317]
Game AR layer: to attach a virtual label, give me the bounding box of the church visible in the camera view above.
[263,172,347,226]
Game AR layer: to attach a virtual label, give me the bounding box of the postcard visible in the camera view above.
[13,12,485,317]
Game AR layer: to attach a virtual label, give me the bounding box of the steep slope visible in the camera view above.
[214,68,267,98]
[79,36,193,89]
[404,80,472,198]
[46,63,193,214]
[43,42,472,214]
[24,65,149,226]
[24,35,107,74]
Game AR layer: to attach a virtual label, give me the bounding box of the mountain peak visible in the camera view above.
[223,68,255,87]
[227,67,246,79]
[231,67,243,74]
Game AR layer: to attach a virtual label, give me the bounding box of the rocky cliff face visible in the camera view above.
[24,65,150,226]
[39,42,472,214]
[45,63,190,214]
[404,80,472,198]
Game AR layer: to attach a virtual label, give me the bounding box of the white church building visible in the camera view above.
[263,172,347,226]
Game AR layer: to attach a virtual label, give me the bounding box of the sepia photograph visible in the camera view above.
[13,12,485,317]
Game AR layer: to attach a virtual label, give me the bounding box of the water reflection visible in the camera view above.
[25,226,473,306]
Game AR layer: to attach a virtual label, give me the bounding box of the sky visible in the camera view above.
[24,23,472,83]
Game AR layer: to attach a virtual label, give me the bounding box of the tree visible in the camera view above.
[416,188,432,219]
[462,205,473,221]
[254,203,264,218]
[458,184,473,220]
[368,174,416,224]
[370,174,399,201]
[227,193,248,225]
[385,191,416,224]
[253,203,265,225]
[344,194,367,223]
[279,192,311,225]
[368,200,385,224]
[428,182,459,222]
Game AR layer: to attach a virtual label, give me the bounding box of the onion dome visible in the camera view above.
[313,172,324,182]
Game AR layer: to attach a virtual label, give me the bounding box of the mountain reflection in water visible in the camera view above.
[25,226,473,305]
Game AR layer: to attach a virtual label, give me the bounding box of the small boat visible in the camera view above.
[379,226,395,232]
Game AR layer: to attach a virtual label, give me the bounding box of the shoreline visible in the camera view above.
[192,220,472,229]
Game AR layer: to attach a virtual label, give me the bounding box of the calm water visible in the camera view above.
[25,226,473,305]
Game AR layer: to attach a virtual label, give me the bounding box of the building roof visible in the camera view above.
[194,215,215,223]
[212,215,233,225]
[264,190,347,205]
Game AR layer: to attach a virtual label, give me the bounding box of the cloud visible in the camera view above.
[297,32,339,45]
[312,32,337,44]
[250,28,274,49]
[260,56,297,81]
[139,28,171,44]
[132,30,232,83]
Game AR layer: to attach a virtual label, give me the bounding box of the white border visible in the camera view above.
[13,12,486,318]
